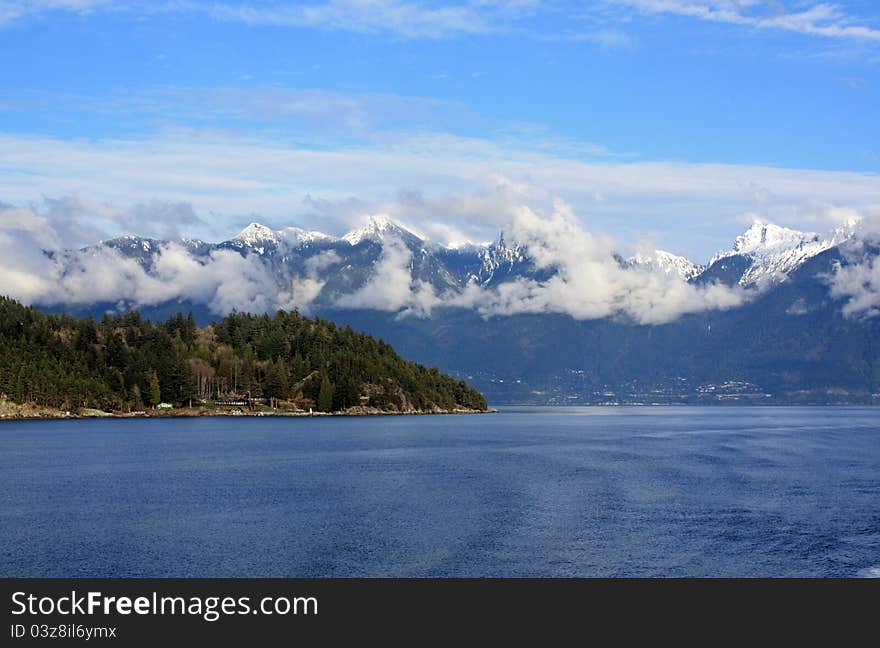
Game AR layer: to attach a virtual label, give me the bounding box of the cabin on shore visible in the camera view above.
[215,395,272,409]
[216,397,248,407]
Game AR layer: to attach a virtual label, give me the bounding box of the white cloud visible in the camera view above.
[0,202,322,314]
[453,199,745,323]
[827,223,880,318]
[0,0,543,38]
[29,86,480,140]
[5,0,877,44]
[2,131,879,261]
[209,0,495,39]
[335,234,441,316]
[829,252,880,318]
[607,0,880,41]
[289,249,341,309]
[322,199,746,323]
[0,0,120,26]
[0,192,744,324]
[0,194,204,249]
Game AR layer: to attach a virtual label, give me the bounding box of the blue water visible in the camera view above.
[1,407,878,577]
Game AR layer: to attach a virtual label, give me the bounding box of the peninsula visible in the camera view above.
[0,297,488,419]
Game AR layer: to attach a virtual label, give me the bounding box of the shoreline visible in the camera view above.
[4,401,879,420]
[0,404,496,421]
[3,400,878,420]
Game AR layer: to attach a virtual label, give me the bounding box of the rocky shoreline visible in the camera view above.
[0,399,495,420]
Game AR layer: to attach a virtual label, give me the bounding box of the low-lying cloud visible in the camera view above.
[4,130,880,262]
[335,236,441,317]
[830,254,880,318]
[0,201,315,314]
[0,195,813,325]
[0,195,205,249]
[450,200,745,323]
[828,229,880,319]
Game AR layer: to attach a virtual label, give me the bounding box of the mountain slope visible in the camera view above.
[312,243,880,404]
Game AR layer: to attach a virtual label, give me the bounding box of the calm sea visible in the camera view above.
[1,407,878,577]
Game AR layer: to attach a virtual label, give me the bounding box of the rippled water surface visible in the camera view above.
[1,407,878,577]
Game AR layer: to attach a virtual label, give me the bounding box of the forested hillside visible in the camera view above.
[0,297,486,414]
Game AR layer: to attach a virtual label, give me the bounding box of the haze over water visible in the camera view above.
[1,407,878,578]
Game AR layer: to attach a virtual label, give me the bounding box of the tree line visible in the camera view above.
[0,296,487,413]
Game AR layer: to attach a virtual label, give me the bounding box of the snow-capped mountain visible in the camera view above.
[342,214,421,246]
[233,222,281,247]
[86,216,862,306]
[230,222,336,254]
[703,220,854,288]
[628,250,704,281]
[228,215,427,253]
[473,234,530,285]
[626,220,857,288]
[30,215,880,405]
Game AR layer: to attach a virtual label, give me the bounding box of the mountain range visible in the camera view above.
[31,215,880,405]
[96,214,860,293]
[97,214,542,300]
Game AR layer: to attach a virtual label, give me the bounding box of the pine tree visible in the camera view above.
[148,369,161,407]
[292,352,308,382]
[265,359,289,400]
[0,298,486,414]
[333,374,361,411]
[317,373,334,412]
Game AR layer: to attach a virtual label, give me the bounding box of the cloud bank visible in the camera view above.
[9,192,880,324]
[606,1,880,41]
[0,201,313,314]
[828,221,880,318]
[2,131,879,261]
[335,236,442,317]
[830,253,880,318]
[451,200,745,323]
[0,196,750,324]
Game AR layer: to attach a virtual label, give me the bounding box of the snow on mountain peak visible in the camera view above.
[710,219,849,288]
[342,214,417,245]
[472,232,528,285]
[829,216,862,246]
[234,222,279,245]
[629,249,704,281]
[232,222,337,253]
[731,220,819,256]
[280,226,336,246]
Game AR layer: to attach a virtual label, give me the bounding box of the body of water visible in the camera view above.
[1,407,878,577]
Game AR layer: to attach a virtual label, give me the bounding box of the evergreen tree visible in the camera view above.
[333,374,361,411]
[291,352,308,382]
[265,359,289,400]
[0,297,487,413]
[317,373,334,412]
[148,369,161,407]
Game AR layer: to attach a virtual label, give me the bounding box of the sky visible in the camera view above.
[1,0,879,261]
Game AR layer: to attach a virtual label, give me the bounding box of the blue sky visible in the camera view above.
[1,1,879,260]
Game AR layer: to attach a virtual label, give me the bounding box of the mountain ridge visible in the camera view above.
[23,214,880,405]
[93,214,863,297]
